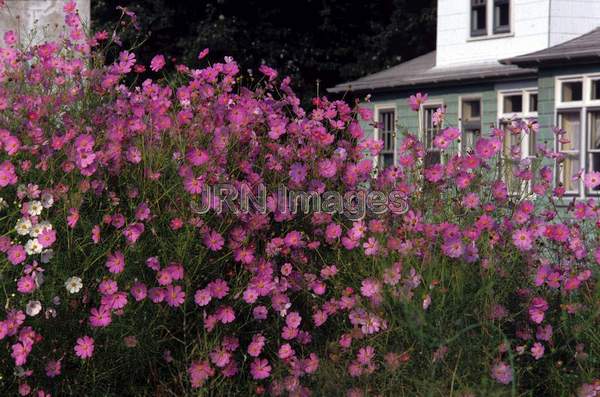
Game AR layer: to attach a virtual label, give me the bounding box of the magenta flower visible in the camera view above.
[250,358,271,380]
[491,361,513,384]
[37,228,56,248]
[105,251,125,274]
[45,359,62,378]
[17,276,36,294]
[150,54,166,72]
[7,244,26,265]
[74,336,94,359]
[407,92,428,111]
[165,284,185,307]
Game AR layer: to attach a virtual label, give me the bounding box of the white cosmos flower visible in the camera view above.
[65,276,83,294]
[25,239,43,255]
[41,249,54,264]
[15,218,32,235]
[26,300,42,316]
[41,192,54,208]
[27,200,43,216]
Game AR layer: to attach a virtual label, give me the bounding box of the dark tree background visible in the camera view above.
[92,0,436,102]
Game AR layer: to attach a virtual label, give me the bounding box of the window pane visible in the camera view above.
[558,112,581,192]
[589,112,600,192]
[560,154,580,192]
[471,0,487,36]
[559,112,580,151]
[503,95,522,113]
[462,100,481,120]
[592,80,600,100]
[589,111,600,151]
[494,0,510,33]
[502,121,521,192]
[378,110,395,168]
[562,81,583,102]
[529,94,538,112]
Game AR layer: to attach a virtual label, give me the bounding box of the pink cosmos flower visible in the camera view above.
[208,279,229,299]
[491,361,513,384]
[165,284,185,307]
[531,342,545,360]
[17,276,36,294]
[209,347,231,368]
[584,171,600,189]
[198,48,209,59]
[150,54,166,72]
[106,251,125,274]
[407,92,428,111]
[148,287,166,303]
[89,306,112,328]
[529,297,549,324]
[74,336,94,359]
[45,359,62,377]
[130,282,147,301]
[37,228,56,248]
[194,288,212,306]
[204,230,224,251]
[188,360,215,388]
[512,228,533,251]
[360,279,380,298]
[67,208,79,228]
[217,306,235,323]
[7,244,26,265]
[250,358,271,380]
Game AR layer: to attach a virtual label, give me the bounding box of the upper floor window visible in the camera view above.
[471,0,511,37]
[471,0,487,37]
[376,109,396,169]
[493,0,510,33]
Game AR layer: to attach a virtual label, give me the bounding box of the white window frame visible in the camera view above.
[459,95,484,155]
[469,0,513,39]
[498,88,538,159]
[373,102,397,169]
[419,99,445,164]
[554,73,600,198]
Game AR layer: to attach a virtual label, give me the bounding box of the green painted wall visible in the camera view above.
[363,83,499,152]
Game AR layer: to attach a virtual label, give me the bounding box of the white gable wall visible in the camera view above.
[549,0,600,45]
[436,0,550,67]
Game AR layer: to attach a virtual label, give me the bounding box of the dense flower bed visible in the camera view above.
[0,3,599,396]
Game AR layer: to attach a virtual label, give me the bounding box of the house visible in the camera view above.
[0,0,90,45]
[329,0,600,199]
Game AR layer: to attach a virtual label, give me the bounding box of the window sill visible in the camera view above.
[467,32,514,42]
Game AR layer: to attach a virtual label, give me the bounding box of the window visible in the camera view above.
[493,0,510,33]
[503,95,523,113]
[557,111,581,193]
[588,111,600,192]
[498,89,538,193]
[423,105,442,165]
[561,81,583,102]
[529,94,538,113]
[501,120,523,192]
[471,0,487,37]
[554,74,600,197]
[377,109,395,169]
[461,98,482,152]
[592,79,600,101]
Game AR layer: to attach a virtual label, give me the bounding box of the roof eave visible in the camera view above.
[327,70,538,95]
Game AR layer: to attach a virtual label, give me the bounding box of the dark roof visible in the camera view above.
[328,51,536,94]
[501,27,600,67]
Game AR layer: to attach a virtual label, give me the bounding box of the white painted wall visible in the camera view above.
[436,0,551,67]
[0,0,90,45]
[436,0,600,67]
[549,0,600,45]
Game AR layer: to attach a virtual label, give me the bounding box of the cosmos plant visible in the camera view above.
[0,2,599,396]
